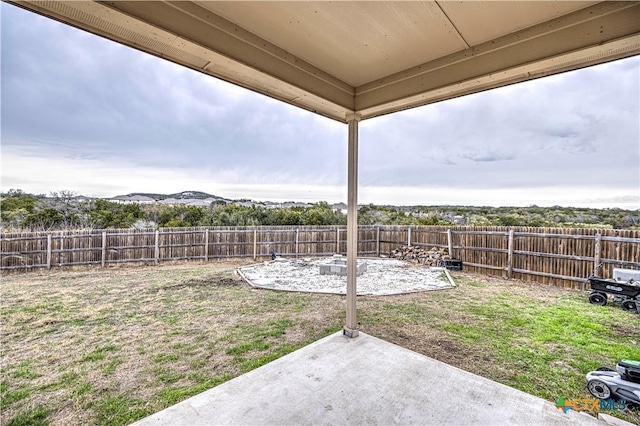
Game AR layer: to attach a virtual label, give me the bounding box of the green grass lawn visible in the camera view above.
[1,261,638,425]
[358,274,640,424]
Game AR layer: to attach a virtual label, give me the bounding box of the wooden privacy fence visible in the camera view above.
[0,226,378,268]
[379,226,640,288]
[2,226,639,289]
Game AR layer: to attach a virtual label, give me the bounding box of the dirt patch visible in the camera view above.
[608,322,640,339]
[161,277,240,291]
[362,320,490,373]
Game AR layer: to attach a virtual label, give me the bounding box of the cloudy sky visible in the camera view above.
[1,3,639,208]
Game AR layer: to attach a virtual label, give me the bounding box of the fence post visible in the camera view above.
[47,234,52,270]
[204,229,209,262]
[408,227,411,247]
[447,229,453,258]
[295,228,299,258]
[101,231,107,267]
[376,226,380,257]
[154,230,159,264]
[336,227,340,254]
[594,233,602,271]
[507,229,514,279]
[253,228,257,261]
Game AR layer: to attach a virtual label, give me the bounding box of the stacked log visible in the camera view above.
[389,246,451,266]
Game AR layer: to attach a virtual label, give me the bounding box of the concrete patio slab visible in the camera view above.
[132,332,603,425]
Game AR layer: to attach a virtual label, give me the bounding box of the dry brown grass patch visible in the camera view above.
[2,262,638,425]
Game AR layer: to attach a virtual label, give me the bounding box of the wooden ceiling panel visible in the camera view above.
[440,1,596,46]
[197,1,468,86]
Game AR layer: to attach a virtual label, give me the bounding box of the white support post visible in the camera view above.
[408,227,412,247]
[447,229,453,258]
[295,228,299,258]
[344,113,361,338]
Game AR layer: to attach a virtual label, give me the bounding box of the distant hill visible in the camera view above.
[116,191,230,201]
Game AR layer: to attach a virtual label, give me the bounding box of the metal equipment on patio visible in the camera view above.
[586,360,640,406]
[583,264,640,314]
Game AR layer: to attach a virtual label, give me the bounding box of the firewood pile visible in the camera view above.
[389,245,451,266]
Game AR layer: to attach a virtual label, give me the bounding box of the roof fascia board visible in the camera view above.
[356,1,640,117]
[9,0,355,122]
[359,34,640,120]
[101,1,354,109]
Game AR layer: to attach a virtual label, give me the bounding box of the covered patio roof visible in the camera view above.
[9,1,640,123]
[9,0,640,337]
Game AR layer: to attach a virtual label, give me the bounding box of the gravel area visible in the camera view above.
[237,257,455,295]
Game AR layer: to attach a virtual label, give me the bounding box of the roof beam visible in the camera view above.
[356,1,640,119]
[10,0,356,121]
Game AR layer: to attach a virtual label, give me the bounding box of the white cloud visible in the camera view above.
[1,3,638,209]
[2,144,637,209]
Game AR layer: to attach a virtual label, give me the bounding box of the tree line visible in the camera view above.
[0,190,347,230]
[1,189,638,231]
